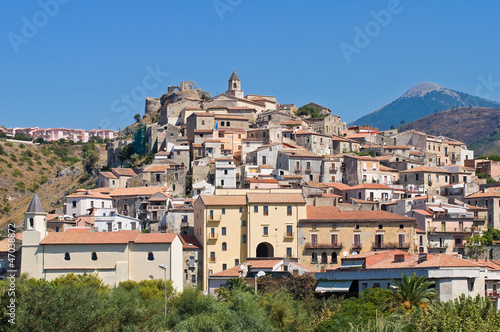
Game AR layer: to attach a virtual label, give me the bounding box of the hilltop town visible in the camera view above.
[4,70,500,310]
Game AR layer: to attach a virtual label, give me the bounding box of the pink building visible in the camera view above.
[8,127,118,143]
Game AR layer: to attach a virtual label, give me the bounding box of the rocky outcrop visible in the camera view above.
[145,97,161,115]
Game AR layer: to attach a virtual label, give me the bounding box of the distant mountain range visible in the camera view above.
[351,82,500,130]
[398,107,500,156]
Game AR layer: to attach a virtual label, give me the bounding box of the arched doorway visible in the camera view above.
[256,242,274,257]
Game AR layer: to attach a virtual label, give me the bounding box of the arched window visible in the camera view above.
[226,122,230,127]
[29,218,34,228]
[221,121,225,127]
[321,252,328,264]
[91,252,98,261]
[148,252,154,261]
[222,242,227,251]
[312,252,317,263]
[64,252,70,261]
[331,252,337,264]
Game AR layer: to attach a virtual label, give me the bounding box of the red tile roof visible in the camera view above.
[110,187,169,197]
[304,207,414,222]
[112,168,136,177]
[180,235,202,250]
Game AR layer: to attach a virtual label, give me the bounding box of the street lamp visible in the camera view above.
[159,264,168,317]
[254,271,266,294]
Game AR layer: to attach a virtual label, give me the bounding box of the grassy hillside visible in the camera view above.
[0,139,107,230]
[398,107,500,155]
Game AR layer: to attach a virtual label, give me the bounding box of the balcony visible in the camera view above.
[453,243,466,249]
[486,291,499,299]
[474,216,487,222]
[209,256,216,263]
[428,243,448,249]
[373,242,410,250]
[208,233,218,240]
[207,215,221,222]
[294,168,302,174]
[352,243,362,250]
[311,258,318,264]
[305,242,343,249]
[181,221,189,228]
[329,167,338,173]
[284,232,295,239]
[434,213,473,220]
[305,167,311,173]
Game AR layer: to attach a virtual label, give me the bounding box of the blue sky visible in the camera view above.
[1,1,500,130]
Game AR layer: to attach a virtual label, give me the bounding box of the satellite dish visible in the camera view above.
[342,251,348,257]
[352,251,358,255]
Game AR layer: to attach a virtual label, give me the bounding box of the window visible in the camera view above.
[416,174,419,181]
[353,234,361,248]
[191,275,196,283]
[398,234,405,248]
[91,252,98,261]
[263,206,269,216]
[286,247,292,257]
[224,170,228,175]
[286,225,293,237]
[355,224,360,230]
[254,206,258,213]
[242,234,247,243]
[331,234,338,247]
[239,207,243,213]
[242,220,247,227]
[131,222,136,230]
[378,225,383,229]
[221,180,224,186]
[375,234,384,248]
[311,252,318,263]
[262,155,267,165]
[72,201,76,208]
[64,252,70,261]
[400,224,404,229]
[222,208,226,215]
[29,218,34,228]
[222,227,226,236]
[55,226,60,232]
[222,264,227,271]
[148,252,154,261]
[331,252,338,264]
[263,226,269,236]
[222,242,227,251]
[311,234,318,247]
[373,283,380,288]
[210,252,215,262]
[287,206,292,216]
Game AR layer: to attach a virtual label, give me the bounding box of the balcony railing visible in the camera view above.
[305,167,311,173]
[181,221,189,228]
[352,243,362,249]
[294,168,302,174]
[305,242,343,249]
[474,216,487,222]
[311,258,318,264]
[284,232,295,239]
[428,243,448,249]
[329,167,337,173]
[486,291,499,299]
[208,215,221,222]
[454,243,466,249]
[434,214,473,220]
[208,233,218,240]
[209,256,216,263]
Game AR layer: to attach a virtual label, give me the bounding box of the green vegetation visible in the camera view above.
[81,143,99,174]
[2,272,499,331]
[296,105,325,119]
[13,133,33,141]
[476,154,500,161]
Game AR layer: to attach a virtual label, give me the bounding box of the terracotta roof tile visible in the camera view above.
[346,183,393,190]
[41,230,141,245]
[400,166,450,173]
[100,171,118,179]
[110,187,169,197]
[143,165,170,172]
[0,233,22,252]
[246,193,305,204]
[135,233,177,243]
[112,168,136,177]
[304,207,414,222]
[199,195,247,206]
[180,235,202,250]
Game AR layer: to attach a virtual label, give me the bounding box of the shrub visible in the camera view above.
[40,176,49,185]
[12,169,22,177]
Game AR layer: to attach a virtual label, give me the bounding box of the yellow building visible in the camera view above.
[193,189,306,290]
[297,206,416,271]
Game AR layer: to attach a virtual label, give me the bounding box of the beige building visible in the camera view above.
[193,189,306,290]
[297,206,416,271]
[21,194,184,290]
[400,166,451,195]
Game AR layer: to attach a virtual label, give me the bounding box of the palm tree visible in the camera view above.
[389,272,437,312]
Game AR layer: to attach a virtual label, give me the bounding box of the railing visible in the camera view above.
[454,243,465,249]
[434,214,473,219]
[209,256,216,263]
[208,215,221,222]
[474,216,487,222]
[487,291,498,299]
[284,232,295,239]
[181,221,189,228]
[311,258,318,264]
[305,242,343,249]
[208,233,218,240]
[294,168,302,174]
[305,167,311,173]
[352,243,362,249]
[329,167,337,173]
[428,243,448,249]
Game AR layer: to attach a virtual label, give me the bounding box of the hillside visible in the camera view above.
[351,82,500,130]
[398,107,500,155]
[0,139,107,230]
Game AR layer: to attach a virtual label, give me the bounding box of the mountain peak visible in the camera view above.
[402,82,445,98]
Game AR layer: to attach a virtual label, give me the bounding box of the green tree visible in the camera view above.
[81,143,99,174]
[134,113,141,122]
[466,234,488,259]
[389,273,437,312]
